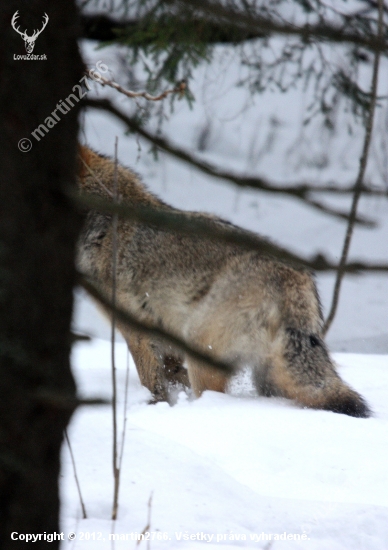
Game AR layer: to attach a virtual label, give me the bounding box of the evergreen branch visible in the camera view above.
[80,13,264,44]
[79,8,388,52]
[176,0,388,52]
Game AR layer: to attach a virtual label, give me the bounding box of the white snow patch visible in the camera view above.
[60,340,388,550]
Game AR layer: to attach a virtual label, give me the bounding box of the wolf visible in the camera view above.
[76,146,370,417]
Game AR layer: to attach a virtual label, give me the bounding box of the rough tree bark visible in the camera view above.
[0,1,83,546]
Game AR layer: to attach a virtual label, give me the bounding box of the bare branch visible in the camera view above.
[74,190,306,266]
[79,153,114,198]
[83,98,380,225]
[111,137,119,522]
[300,196,375,227]
[137,492,153,550]
[64,430,87,519]
[87,72,187,102]
[298,183,386,197]
[73,191,388,273]
[323,0,384,335]
[118,352,130,474]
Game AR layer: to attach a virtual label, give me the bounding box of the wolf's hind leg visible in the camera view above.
[186,358,229,397]
[253,360,284,398]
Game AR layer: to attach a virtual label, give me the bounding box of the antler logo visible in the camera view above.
[11,11,49,54]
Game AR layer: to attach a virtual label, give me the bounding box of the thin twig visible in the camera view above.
[87,72,187,102]
[323,0,384,336]
[64,430,87,519]
[79,153,114,198]
[137,492,153,550]
[118,350,130,474]
[111,136,120,521]
[300,196,375,227]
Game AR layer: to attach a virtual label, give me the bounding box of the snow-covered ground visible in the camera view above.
[61,341,388,550]
[64,33,388,550]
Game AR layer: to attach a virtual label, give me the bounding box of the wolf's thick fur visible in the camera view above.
[77,146,370,417]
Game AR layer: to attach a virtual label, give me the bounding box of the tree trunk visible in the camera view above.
[0,1,83,546]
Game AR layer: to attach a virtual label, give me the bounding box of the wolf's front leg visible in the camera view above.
[120,326,189,403]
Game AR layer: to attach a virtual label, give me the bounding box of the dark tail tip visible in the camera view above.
[325,392,371,418]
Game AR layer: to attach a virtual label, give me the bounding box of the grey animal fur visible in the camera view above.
[77,146,370,418]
